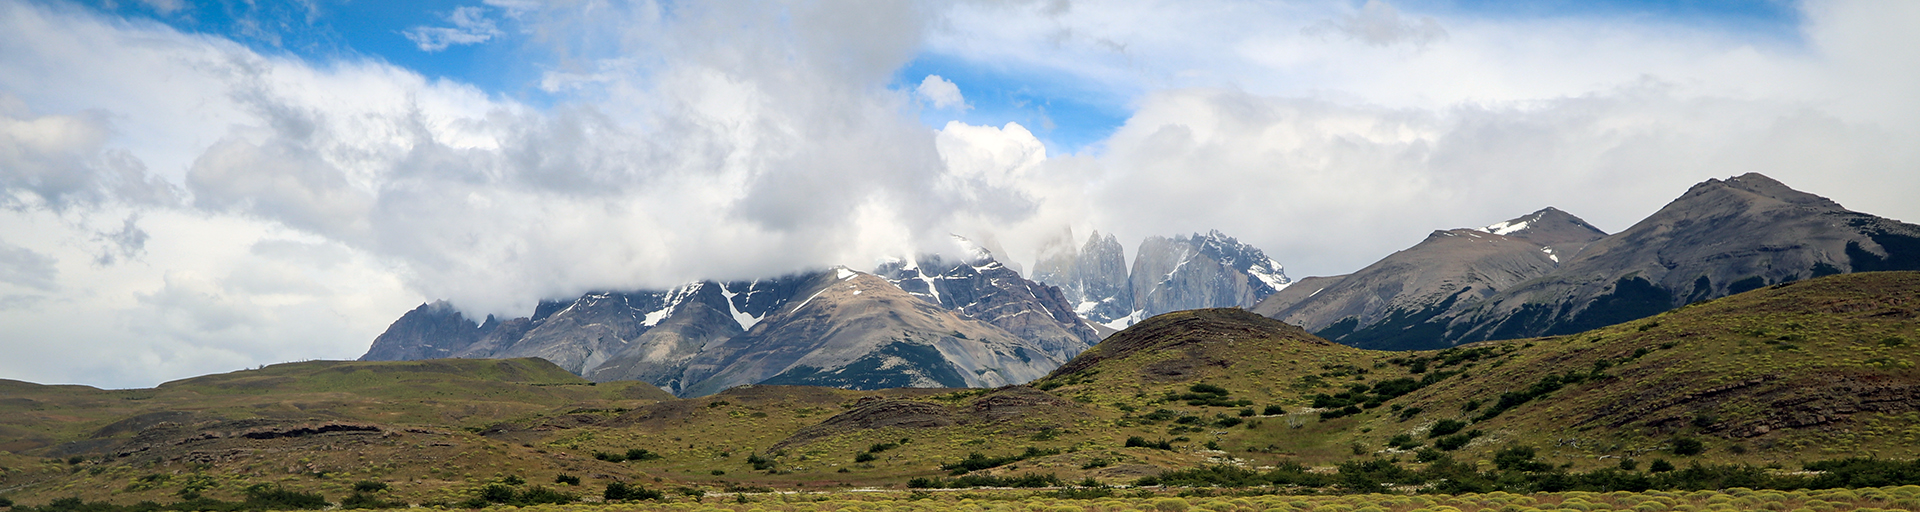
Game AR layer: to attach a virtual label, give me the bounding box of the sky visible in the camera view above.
[2,0,1916,389]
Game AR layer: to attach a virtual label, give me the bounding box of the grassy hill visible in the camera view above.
[1030,271,1920,473]
[1,272,1916,507]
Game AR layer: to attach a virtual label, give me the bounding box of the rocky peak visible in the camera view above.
[1478,207,1609,246]
[1687,172,1843,209]
[359,301,483,361]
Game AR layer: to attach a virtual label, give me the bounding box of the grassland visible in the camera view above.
[1,272,1916,508]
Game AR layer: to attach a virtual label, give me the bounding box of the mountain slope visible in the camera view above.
[1252,208,1606,349]
[675,269,1069,397]
[1261,174,1920,349]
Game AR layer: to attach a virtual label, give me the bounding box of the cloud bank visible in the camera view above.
[0,0,1916,388]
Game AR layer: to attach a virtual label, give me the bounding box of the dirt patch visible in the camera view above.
[967,386,1078,422]
[90,411,198,439]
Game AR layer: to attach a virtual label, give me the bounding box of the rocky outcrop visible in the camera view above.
[1128,231,1291,327]
[1033,229,1133,327]
[360,302,488,361]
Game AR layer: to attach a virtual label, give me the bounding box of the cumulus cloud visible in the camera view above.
[0,101,180,210]
[917,75,967,110]
[404,6,505,52]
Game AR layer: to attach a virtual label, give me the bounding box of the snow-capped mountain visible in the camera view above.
[361,241,1096,397]
[1033,229,1291,332]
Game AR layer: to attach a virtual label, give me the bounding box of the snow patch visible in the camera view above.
[836,267,857,280]
[1542,247,1559,263]
[1482,219,1530,236]
[721,281,762,331]
[1246,257,1293,291]
[639,283,702,327]
[790,287,831,313]
[1102,309,1146,331]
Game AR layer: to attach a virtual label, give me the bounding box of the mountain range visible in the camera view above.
[365,173,1918,394]
[361,234,1283,397]
[1255,172,1920,350]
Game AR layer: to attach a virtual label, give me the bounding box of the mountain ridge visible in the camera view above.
[1259,173,1920,350]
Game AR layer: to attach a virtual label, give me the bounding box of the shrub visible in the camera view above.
[909,473,1063,488]
[603,482,664,501]
[1386,433,1421,450]
[1429,419,1467,438]
[625,448,662,461]
[1650,459,1675,473]
[1189,383,1228,395]
[1492,446,1554,472]
[940,447,1059,473]
[351,481,389,493]
[854,452,876,463]
[242,484,329,510]
[340,492,403,510]
[1262,404,1286,415]
[1126,436,1173,450]
[1672,438,1705,456]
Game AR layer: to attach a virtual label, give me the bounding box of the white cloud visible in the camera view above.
[0,236,58,292]
[133,0,183,16]
[917,75,967,110]
[1302,0,1447,48]
[1,0,1918,389]
[403,6,505,52]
